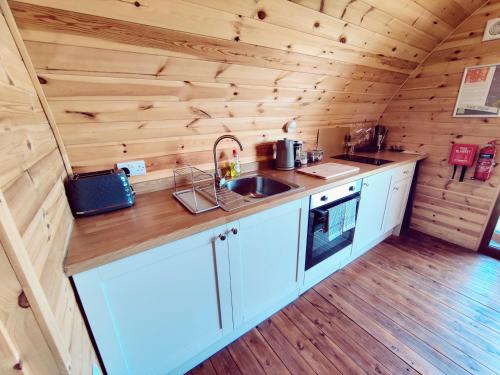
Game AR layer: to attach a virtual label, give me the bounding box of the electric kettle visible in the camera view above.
[275,138,295,170]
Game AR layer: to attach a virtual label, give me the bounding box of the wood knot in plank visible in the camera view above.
[18,291,30,309]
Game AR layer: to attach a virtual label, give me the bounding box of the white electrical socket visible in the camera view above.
[116,160,146,176]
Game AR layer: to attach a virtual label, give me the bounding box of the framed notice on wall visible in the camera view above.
[453,63,500,117]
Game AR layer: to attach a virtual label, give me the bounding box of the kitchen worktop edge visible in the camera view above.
[65,152,426,276]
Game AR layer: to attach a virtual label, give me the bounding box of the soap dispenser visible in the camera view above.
[230,149,241,178]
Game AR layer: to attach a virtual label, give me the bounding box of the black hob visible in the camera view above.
[332,154,393,166]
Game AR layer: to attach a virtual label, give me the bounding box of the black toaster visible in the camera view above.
[66,169,135,217]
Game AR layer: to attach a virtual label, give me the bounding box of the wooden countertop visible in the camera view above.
[65,151,426,275]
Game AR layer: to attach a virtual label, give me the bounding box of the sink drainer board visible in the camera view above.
[174,184,254,213]
[214,187,254,211]
[297,162,360,179]
[172,166,256,213]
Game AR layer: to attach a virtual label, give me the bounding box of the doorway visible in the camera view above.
[480,193,500,260]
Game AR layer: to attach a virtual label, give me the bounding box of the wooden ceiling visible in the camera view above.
[8,0,488,188]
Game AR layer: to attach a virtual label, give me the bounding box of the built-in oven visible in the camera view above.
[305,180,361,270]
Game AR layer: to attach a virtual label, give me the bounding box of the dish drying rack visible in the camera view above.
[172,166,253,213]
[172,166,219,214]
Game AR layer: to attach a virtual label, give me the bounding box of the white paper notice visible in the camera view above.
[454,64,500,117]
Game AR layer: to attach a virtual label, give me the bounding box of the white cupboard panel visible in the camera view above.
[74,226,231,375]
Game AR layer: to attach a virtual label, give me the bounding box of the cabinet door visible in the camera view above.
[227,200,302,327]
[384,177,412,231]
[73,226,232,375]
[353,170,392,254]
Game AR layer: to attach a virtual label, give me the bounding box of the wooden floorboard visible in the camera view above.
[334,264,498,374]
[226,336,267,375]
[209,349,242,375]
[365,252,500,333]
[344,260,500,356]
[241,329,291,374]
[193,231,500,375]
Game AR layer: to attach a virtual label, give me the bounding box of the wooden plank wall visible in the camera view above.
[8,0,486,191]
[0,4,98,374]
[0,241,61,375]
[380,0,500,250]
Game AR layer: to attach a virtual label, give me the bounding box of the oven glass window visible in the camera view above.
[305,196,359,270]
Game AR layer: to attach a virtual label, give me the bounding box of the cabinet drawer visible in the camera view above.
[392,162,415,182]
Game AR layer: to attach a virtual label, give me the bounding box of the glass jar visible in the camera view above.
[300,153,308,166]
[316,149,324,161]
[308,150,318,163]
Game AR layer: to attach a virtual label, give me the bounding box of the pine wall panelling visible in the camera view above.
[0,241,60,375]
[380,0,500,250]
[8,0,486,191]
[0,1,495,372]
[0,2,99,373]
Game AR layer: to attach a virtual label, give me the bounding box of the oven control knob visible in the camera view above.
[320,195,328,201]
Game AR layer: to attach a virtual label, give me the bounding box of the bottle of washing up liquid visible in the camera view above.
[230,149,241,178]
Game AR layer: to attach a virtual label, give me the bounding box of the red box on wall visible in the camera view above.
[448,144,478,167]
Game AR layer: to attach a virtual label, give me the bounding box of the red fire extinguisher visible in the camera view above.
[474,140,497,181]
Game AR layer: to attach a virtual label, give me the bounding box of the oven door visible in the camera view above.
[305,194,360,270]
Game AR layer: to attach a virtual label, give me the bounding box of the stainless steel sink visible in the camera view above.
[226,175,298,198]
[217,174,302,211]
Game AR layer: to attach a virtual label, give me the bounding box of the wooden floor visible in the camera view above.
[188,231,500,375]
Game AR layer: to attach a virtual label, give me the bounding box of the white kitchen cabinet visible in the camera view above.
[72,159,418,374]
[74,199,304,375]
[352,170,392,255]
[227,199,303,327]
[73,225,233,375]
[383,176,413,232]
